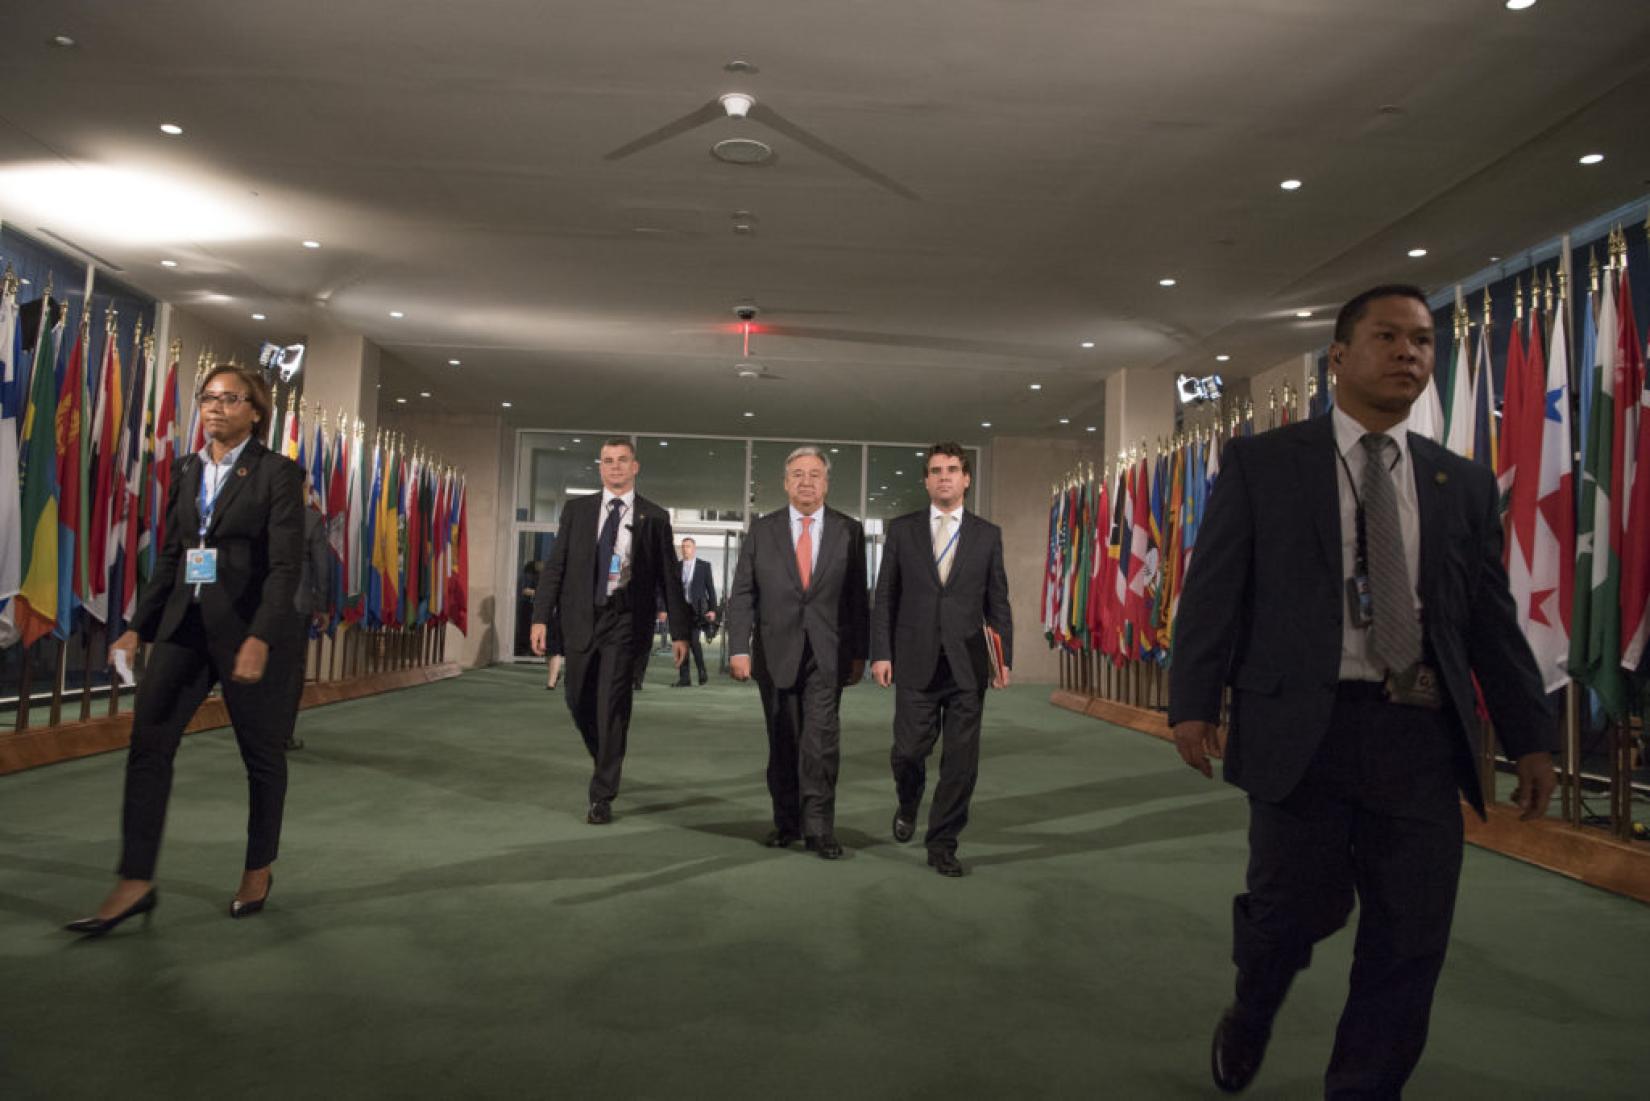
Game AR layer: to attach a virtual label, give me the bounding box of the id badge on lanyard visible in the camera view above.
[192,462,227,589]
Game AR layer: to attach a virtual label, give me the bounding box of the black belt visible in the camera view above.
[1335,679,1389,703]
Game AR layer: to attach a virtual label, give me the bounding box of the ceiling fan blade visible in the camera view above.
[748,103,919,201]
[762,323,1061,360]
[604,100,724,161]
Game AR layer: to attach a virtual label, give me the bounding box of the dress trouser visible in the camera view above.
[1233,683,1464,1101]
[676,625,707,684]
[563,598,637,805]
[120,604,295,880]
[890,656,984,854]
[757,642,843,838]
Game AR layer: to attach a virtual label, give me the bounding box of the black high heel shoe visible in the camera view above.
[64,889,158,937]
[230,872,273,919]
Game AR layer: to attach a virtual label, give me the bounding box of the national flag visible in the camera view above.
[1443,320,1474,458]
[345,429,366,623]
[83,318,124,622]
[1497,299,1533,513]
[12,301,65,647]
[282,399,301,461]
[0,280,21,645]
[1408,373,1446,444]
[150,344,180,560]
[54,315,90,638]
[365,438,385,626]
[1524,301,1574,691]
[1040,490,1061,642]
[447,479,469,636]
[1616,267,1647,673]
[1471,323,1498,471]
[1570,264,1625,717]
[1505,307,1547,648]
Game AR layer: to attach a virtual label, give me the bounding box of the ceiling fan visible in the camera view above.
[604,91,918,201]
[732,306,785,381]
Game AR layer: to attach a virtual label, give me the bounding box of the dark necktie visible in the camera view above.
[595,498,625,605]
[1359,433,1421,673]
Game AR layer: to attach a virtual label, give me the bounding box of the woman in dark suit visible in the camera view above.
[66,364,305,935]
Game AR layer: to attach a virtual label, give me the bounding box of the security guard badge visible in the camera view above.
[1385,662,1442,709]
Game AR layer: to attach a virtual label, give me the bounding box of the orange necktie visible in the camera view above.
[796,516,813,590]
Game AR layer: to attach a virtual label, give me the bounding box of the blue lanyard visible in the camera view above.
[198,458,232,542]
[934,517,961,567]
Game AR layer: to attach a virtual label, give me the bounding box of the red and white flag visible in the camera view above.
[1526,301,1574,690]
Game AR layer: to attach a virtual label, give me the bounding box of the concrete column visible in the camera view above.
[1103,366,1177,461]
[983,435,1107,685]
[301,317,382,440]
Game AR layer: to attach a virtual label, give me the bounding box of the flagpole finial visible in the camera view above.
[44,273,54,298]
[170,337,182,359]
[1555,267,1567,305]
[1481,287,1492,330]
[1513,275,1523,320]
[104,301,116,333]
[1,265,15,299]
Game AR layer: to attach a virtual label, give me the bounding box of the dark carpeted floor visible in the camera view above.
[2,658,1645,1099]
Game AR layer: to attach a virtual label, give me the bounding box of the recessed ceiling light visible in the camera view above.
[1216,354,1231,362]
[448,359,461,366]
[742,411,754,417]
[1279,179,1303,191]
[1407,248,1428,258]
[1159,277,1177,287]
[159,123,183,136]
[1059,418,1070,425]
[1085,426,1097,432]
[302,239,321,249]
[1578,153,1604,165]
[160,259,178,268]
[880,485,889,491]
[980,421,992,428]
[250,313,265,320]
[501,401,513,408]
[1505,0,1536,9]
[389,310,404,318]
[395,397,407,404]
[572,438,581,443]
[420,391,431,398]
[1489,255,1501,262]
[1295,310,1313,318]
[830,447,840,453]
[1080,341,1095,349]
[895,470,904,476]
[659,440,669,447]
[1028,383,1042,391]
[49,34,76,48]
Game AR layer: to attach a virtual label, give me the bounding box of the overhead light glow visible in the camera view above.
[159,123,183,136]
[1578,153,1604,165]
[501,401,513,408]
[1279,179,1302,191]
[1086,426,1097,432]
[448,359,461,366]
[1080,341,1095,349]
[1407,248,1428,258]
[0,163,264,245]
[720,93,755,119]
[980,421,992,428]
[743,411,754,417]
[396,397,407,404]
[1295,310,1312,318]
[160,259,178,268]
[50,34,77,48]
[1505,0,1536,9]
[1029,383,1042,391]
[1159,278,1177,287]
[659,440,669,447]
[251,313,265,320]
[302,239,321,248]
[1216,354,1231,362]
[389,310,404,318]
[1059,418,1070,425]
[420,391,431,398]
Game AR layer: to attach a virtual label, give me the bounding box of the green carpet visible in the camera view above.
[2,658,1645,1099]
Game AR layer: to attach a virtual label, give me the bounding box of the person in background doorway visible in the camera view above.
[672,537,717,687]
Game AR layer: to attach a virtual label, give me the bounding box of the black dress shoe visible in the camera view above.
[804,835,844,860]
[927,850,965,877]
[892,810,917,844]
[1211,1006,1270,1093]
[283,735,304,751]
[698,675,707,685]
[762,828,800,848]
[64,889,158,937]
[230,872,274,919]
[586,802,613,825]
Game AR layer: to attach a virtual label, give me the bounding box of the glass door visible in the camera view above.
[510,526,558,663]
[669,524,743,675]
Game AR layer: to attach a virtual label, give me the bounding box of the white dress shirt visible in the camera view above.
[1332,404,1422,681]
[598,488,636,595]
[930,504,964,580]
[196,435,253,536]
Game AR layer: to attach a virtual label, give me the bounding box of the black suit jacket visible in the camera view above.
[532,491,690,654]
[726,506,869,689]
[871,509,1013,692]
[133,437,305,648]
[681,558,716,614]
[1167,414,1555,814]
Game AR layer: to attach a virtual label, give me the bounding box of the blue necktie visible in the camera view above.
[595,498,624,605]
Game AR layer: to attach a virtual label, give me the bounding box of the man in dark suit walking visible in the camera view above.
[1168,285,1557,1098]
[871,443,1012,877]
[672,537,717,687]
[531,437,690,824]
[726,446,869,858]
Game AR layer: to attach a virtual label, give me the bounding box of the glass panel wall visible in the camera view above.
[749,441,864,520]
[634,435,746,521]
[516,432,604,523]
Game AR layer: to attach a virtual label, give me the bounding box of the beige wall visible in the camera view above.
[1246,353,1313,430]
[1103,366,1177,462]
[983,434,1107,685]
[304,322,382,440]
[160,303,264,436]
[377,408,509,669]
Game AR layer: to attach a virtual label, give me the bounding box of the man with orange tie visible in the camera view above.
[726,446,869,859]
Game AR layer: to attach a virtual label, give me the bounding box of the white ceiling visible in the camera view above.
[2,0,1648,443]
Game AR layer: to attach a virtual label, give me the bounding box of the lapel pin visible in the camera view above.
[1434,471,1447,485]
[237,466,249,477]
